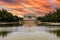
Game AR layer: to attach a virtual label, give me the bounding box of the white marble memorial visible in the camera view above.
[23,14,36,27]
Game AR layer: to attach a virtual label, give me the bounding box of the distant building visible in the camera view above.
[23,14,36,27]
[23,14,36,21]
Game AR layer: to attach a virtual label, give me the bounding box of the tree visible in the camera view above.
[37,8,60,22]
[0,9,22,22]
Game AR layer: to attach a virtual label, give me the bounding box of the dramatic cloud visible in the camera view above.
[0,0,60,17]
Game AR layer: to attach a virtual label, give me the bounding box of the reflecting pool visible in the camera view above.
[0,26,60,40]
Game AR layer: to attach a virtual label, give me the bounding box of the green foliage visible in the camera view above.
[0,9,23,22]
[37,8,60,22]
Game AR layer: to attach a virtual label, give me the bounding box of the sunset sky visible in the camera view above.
[0,0,60,17]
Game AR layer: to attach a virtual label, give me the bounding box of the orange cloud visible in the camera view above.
[0,0,59,17]
[55,0,60,6]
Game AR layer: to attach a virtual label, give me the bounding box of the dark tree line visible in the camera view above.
[0,9,23,22]
[37,8,60,22]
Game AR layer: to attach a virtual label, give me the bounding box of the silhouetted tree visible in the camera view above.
[37,8,60,22]
[0,9,23,22]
